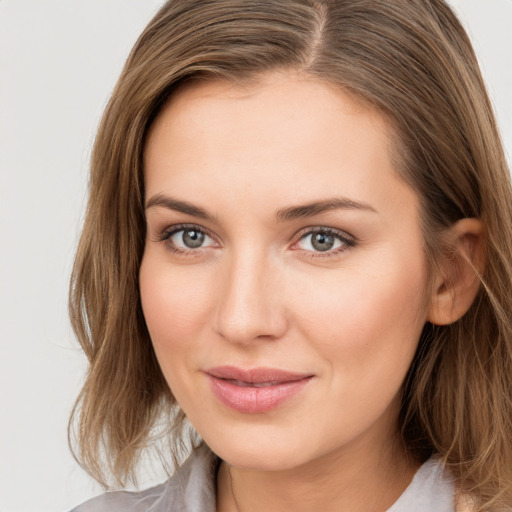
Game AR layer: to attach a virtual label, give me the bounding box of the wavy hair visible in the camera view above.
[69,1,512,509]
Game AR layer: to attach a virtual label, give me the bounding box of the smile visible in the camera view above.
[205,366,314,414]
[226,379,283,388]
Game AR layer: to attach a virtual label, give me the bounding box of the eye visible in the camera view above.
[295,228,354,254]
[160,225,218,252]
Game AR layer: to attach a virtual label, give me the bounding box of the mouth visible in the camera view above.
[205,366,314,414]
[221,379,289,388]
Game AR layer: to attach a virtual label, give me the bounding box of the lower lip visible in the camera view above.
[207,375,313,413]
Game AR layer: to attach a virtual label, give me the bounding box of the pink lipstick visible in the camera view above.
[205,366,313,413]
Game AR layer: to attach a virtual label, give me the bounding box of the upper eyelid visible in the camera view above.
[156,223,355,248]
[161,223,214,239]
[158,224,218,253]
[293,225,355,242]
[159,223,353,236]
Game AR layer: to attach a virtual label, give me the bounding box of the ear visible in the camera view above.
[427,218,486,326]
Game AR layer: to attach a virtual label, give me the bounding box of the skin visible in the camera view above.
[139,71,481,511]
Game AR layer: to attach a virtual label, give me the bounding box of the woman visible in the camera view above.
[69,0,512,510]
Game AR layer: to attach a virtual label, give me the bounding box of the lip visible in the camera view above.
[205,366,314,414]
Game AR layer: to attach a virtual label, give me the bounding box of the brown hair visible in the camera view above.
[69,0,512,509]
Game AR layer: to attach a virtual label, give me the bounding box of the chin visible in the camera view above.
[219,446,306,472]
[200,423,320,472]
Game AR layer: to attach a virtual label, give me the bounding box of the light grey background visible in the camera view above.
[0,1,510,511]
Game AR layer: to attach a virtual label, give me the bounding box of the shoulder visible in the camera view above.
[70,444,218,512]
[69,482,167,512]
[388,457,456,512]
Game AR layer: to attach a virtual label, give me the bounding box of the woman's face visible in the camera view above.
[140,72,431,471]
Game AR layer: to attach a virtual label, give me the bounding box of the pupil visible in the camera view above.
[312,232,334,251]
[183,230,204,248]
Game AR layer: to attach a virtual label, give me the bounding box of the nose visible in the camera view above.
[213,249,289,344]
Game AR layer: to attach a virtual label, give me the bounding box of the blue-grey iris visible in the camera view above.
[312,232,335,251]
[182,229,205,248]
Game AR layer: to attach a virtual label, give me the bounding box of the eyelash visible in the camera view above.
[292,227,356,259]
[157,224,218,257]
[157,223,356,258]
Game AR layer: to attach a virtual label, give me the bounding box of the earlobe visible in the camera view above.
[427,218,486,326]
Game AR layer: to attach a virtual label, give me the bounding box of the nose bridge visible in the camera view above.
[214,245,287,343]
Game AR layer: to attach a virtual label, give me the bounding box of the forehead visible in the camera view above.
[151,72,379,140]
[143,71,417,223]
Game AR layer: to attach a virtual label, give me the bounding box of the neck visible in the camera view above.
[216,433,419,512]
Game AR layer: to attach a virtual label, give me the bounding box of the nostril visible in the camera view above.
[214,304,288,344]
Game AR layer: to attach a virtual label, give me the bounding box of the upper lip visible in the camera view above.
[206,366,313,384]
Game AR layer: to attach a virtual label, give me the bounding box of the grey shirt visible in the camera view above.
[71,444,455,512]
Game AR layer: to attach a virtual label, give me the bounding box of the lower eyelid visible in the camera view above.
[158,225,220,254]
[153,224,354,256]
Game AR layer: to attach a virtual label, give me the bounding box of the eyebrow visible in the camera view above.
[145,193,215,221]
[145,194,377,222]
[275,197,378,222]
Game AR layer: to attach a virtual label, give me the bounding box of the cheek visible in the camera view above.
[285,256,429,440]
[139,254,214,365]
[289,252,429,373]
